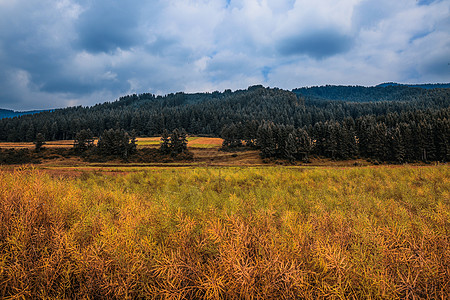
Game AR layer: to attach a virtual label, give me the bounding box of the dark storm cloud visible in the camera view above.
[278,30,353,59]
[419,52,450,76]
[75,0,143,53]
[40,75,97,94]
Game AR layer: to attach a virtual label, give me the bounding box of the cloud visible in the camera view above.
[74,0,144,53]
[410,31,450,79]
[278,29,354,59]
[418,0,441,6]
[0,0,449,110]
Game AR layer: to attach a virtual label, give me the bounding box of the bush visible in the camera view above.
[0,148,34,164]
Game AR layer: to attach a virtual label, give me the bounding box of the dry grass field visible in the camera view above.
[132,137,223,149]
[0,140,77,149]
[0,164,448,299]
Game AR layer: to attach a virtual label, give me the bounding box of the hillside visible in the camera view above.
[376,82,450,89]
[1,84,449,141]
[0,84,448,163]
[292,84,450,102]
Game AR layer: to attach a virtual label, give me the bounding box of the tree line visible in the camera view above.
[220,108,449,163]
[72,128,187,160]
[0,85,448,163]
[0,128,189,164]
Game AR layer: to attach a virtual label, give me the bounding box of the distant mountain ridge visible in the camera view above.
[292,83,450,102]
[376,82,450,89]
[0,108,46,119]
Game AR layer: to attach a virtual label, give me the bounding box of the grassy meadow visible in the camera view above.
[0,165,449,299]
[135,137,223,148]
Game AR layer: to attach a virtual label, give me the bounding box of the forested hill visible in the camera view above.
[292,84,449,102]
[1,84,449,162]
[0,85,448,142]
[0,84,449,161]
[0,86,302,141]
[376,82,450,89]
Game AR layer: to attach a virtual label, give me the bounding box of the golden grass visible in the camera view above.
[0,140,101,149]
[134,136,223,148]
[0,165,449,299]
[188,137,223,149]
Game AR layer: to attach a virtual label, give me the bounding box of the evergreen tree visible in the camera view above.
[390,126,405,163]
[256,122,276,158]
[169,128,188,156]
[128,130,138,155]
[34,133,46,152]
[296,128,313,162]
[160,129,170,154]
[73,129,94,152]
[284,133,297,162]
[26,123,35,142]
[97,129,132,159]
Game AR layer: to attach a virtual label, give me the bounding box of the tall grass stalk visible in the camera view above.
[0,165,448,299]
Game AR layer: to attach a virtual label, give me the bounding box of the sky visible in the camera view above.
[0,0,449,110]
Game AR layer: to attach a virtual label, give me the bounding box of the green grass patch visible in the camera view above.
[189,143,220,148]
[136,140,160,146]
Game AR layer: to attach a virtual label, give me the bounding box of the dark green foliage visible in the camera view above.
[160,129,170,154]
[222,107,449,163]
[296,128,313,161]
[284,133,297,162]
[73,129,94,152]
[256,121,276,158]
[254,122,313,162]
[170,128,188,155]
[34,133,46,152]
[159,128,188,156]
[97,129,136,159]
[0,148,72,164]
[129,130,137,154]
[0,148,34,164]
[390,126,405,163]
[293,85,427,102]
[221,123,243,148]
[0,85,448,163]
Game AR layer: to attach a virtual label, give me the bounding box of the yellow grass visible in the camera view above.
[189,137,223,149]
[134,136,223,148]
[0,136,224,149]
[0,165,449,299]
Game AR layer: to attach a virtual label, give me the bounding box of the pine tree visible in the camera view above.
[160,129,170,154]
[34,133,46,152]
[97,129,132,159]
[284,133,297,162]
[256,122,276,158]
[128,130,137,155]
[296,128,313,162]
[390,126,405,163]
[169,128,188,156]
[179,128,188,152]
[73,129,94,152]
